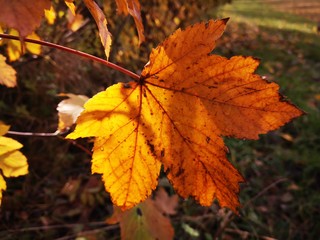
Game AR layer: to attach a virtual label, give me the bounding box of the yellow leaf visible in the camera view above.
[0,26,3,45]
[0,55,17,87]
[0,129,28,207]
[6,29,21,61]
[57,93,89,132]
[0,136,23,155]
[68,83,162,209]
[0,174,6,205]
[25,32,41,55]
[83,0,112,59]
[44,5,56,25]
[65,0,76,16]
[68,19,303,212]
[5,29,41,61]
[0,150,28,177]
[0,122,10,136]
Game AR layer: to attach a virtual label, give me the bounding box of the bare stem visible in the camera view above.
[7,130,60,137]
[7,131,92,156]
[0,33,141,81]
[213,177,288,239]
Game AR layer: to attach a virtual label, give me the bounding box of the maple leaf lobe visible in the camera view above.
[140,19,302,212]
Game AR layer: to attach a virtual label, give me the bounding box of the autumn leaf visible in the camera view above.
[65,0,76,16]
[0,122,28,205]
[0,148,28,178]
[2,29,41,62]
[115,0,145,44]
[67,19,303,212]
[107,198,174,240]
[83,0,112,59]
[0,135,28,178]
[0,174,6,205]
[57,93,89,132]
[0,0,51,37]
[154,187,178,215]
[0,55,16,87]
[44,5,57,25]
[0,122,10,136]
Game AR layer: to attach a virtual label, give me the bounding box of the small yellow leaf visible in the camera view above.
[5,29,41,61]
[6,30,21,61]
[0,55,17,87]
[0,150,28,177]
[25,32,41,55]
[0,128,28,207]
[0,122,10,136]
[0,136,23,155]
[83,0,112,59]
[57,93,89,132]
[65,0,76,16]
[44,5,56,25]
[0,26,3,45]
[0,174,6,205]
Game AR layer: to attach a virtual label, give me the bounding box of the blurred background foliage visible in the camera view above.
[0,0,319,239]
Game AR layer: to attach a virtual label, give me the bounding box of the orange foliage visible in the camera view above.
[68,19,303,212]
[83,0,112,59]
[115,0,145,44]
[0,0,50,37]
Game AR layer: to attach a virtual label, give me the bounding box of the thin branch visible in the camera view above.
[0,33,140,81]
[7,130,92,156]
[224,227,277,240]
[243,178,288,209]
[213,178,288,239]
[7,130,60,137]
[61,136,92,156]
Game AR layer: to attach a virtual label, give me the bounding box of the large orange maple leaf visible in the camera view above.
[67,19,303,212]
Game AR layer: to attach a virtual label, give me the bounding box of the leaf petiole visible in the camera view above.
[0,33,140,81]
[7,130,92,155]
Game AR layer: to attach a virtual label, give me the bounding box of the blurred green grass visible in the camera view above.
[212,0,320,239]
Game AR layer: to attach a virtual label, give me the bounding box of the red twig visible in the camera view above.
[0,33,141,81]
